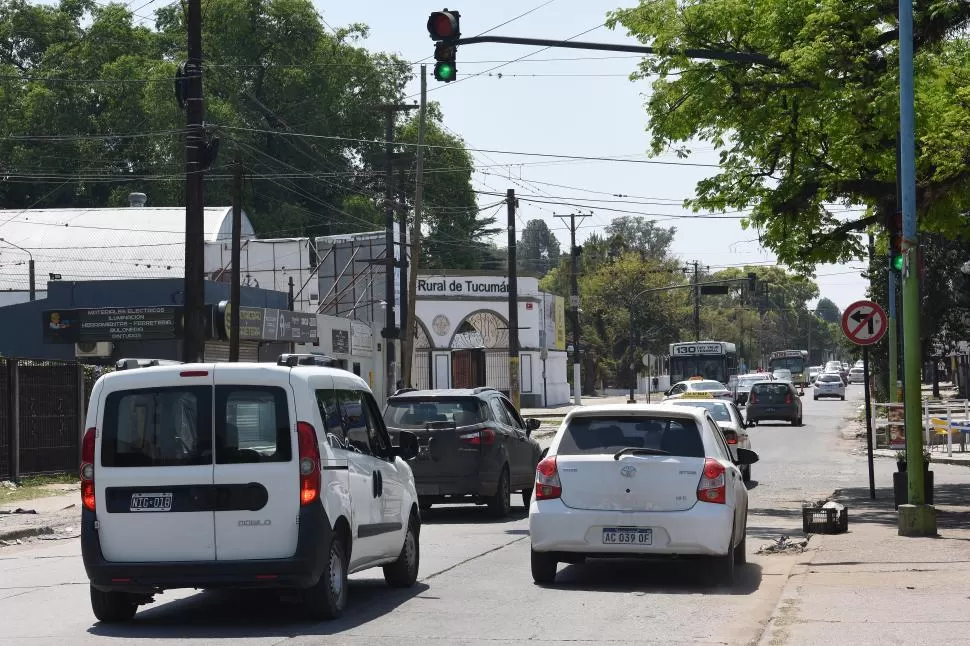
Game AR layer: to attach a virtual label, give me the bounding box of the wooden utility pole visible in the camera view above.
[229,157,242,361]
[555,212,588,405]
[403,65,427,387]
[507,189,520,408]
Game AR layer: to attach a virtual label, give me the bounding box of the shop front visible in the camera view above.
[411,273,570,407]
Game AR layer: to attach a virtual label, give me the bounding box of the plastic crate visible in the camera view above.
[802,505,848,534]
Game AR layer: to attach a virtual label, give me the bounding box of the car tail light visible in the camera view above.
[750,392,758,404]
[696,458,726,504]
[296,422,320,505]
[785,393,793,404]
[724,431,738,445]
[459,428,496,445]
[80,427,96,512]
[535,455,562,500]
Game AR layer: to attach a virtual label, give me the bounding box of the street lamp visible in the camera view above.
[0,238,35,301]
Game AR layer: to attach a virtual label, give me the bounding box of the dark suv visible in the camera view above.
[384,387,543,517]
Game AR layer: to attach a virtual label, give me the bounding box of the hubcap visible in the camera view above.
[405,530,417,568]
[329,545,344,599]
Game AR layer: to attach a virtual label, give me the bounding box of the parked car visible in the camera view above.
[529,404,757,585]
[733,373,773,406]
[668,399,754,483]
[80,354,421,623]
[746,381,803,425]
[664,378,733,402]
[815,372,847,399]
[848,367,865,384]
[384,387,543,516]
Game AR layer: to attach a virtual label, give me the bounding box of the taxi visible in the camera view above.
[663,377,734,402]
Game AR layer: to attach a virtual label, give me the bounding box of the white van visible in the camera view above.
[80,355,421,623]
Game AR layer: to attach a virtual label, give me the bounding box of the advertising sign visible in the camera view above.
[218,302,317,343]
[332,329,350,354]
[43,307,181,343]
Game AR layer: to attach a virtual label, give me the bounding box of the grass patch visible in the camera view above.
[1,473,78,505]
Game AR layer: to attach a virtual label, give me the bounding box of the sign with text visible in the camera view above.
[43,307,182,343]
[671,343,725,355]
[416,276,509,296]
[332,328,350,354]
[218,302,318,343]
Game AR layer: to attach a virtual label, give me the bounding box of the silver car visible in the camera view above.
[814,372,846,400]
[848,367,865,384]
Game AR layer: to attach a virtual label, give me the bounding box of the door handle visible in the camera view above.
[372,470,383,498]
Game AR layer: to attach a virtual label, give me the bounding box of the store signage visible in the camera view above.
[417,277,509,296]
[218,302,318,343]
[332,329,350,354]
[43,307,182,343]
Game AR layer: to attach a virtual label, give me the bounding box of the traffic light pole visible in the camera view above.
[898,0,936,536]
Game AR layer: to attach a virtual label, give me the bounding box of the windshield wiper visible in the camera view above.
[613,447,670,460]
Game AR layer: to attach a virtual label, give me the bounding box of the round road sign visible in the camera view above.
[841,299,888,346]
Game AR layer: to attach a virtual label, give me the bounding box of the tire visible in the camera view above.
[714,525,737,585]
[841,395,845,401]
[384,513,420,588]
[814,395,818,401]
[521,488,533,508]
[305,531,349,620]
[734,520,748,565]
[531,548,558,584]
[90,586,138,623]
[742,465,751,484]
[488,467,511,518]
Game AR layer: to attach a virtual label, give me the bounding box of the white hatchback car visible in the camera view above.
[814,372,847,399]
[80,355,421,623]
[529,404,757,586]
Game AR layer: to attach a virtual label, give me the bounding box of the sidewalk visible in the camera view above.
[758,459,970,646]
[0,490,80,544]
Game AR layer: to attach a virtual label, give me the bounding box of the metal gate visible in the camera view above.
[412,351,432,390]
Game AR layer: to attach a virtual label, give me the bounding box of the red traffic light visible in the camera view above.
[428,10,460,41]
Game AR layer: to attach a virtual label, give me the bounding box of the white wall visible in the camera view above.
[206,238,315,312]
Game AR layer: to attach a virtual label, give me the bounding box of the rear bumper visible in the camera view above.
[746,405,799,421]
[81,505,331,594]
[529,498,735,557]
[815,389,844,397]
[413,472,500,499]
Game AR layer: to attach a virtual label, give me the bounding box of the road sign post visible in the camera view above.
[841,299,888,501]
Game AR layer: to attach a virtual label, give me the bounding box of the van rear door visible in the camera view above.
[212,365,300,561]
[96,367,215,562]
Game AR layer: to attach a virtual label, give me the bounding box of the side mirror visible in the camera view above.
[526,418,541,431]
[392,430,419,461]
[736,448,759,466]
[664,389,672,397]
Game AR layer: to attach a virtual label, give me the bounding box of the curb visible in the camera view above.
[0,525,55,543]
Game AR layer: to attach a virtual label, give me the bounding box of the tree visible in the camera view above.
[608,1,970,270]
[815,298,841,324]
[518,219,560,275]
[604,217,676,260]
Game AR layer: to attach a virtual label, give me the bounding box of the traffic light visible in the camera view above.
[427,10,460,82]
[887,211,903,272]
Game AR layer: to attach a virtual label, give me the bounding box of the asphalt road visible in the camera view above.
[0,386,870,646]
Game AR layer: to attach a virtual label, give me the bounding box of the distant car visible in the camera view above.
[814,373,846,400]
[733,373,773,406]
[772,368,793,383]
[664,379,733,402]
[807,366,822,383]
[847,367,865,384]
[384,387,543,516]
[668,399,754,483]
[529,404,758,586]
[746,381,803,426]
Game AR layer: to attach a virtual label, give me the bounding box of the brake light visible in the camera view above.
[696,458,726,504]
[296,422,320,505]
[750,392,758,404]
[459,428,496,445]
[180,370,209,377]
[785,393,792,404]
[724,432,738,445]
[535,455,562,500]
[80,427,96,512]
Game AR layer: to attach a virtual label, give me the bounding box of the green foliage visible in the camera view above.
[815,297,841,324]
[518,219,561,274]
[608,0,970,269]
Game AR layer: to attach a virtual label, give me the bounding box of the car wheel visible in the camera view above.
[384,512,420,588]
[90,586,138,623]
[841,395,845,401]
[814,395,818,401]
[305,531,349,620]
[734,519,748,565]
[713,538,736,586]
[742,465,751,484]
[488,467,511,518]
[531,548,558,584]
[521,488,533,508]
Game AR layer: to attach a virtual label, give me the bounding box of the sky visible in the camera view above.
[320,0,870,311]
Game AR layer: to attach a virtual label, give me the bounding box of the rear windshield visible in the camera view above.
[737,377,761,387]
[818,374,842,382]
[558,415,705,458]
[690,381,726,391]
[384,397,484,428]
[751,383,791,396]
[670,401,732,422]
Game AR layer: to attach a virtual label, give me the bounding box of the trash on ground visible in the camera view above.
[0,508,37,515]
[0,539,24,546]
[1,481,17,490]
[757,535,810,554]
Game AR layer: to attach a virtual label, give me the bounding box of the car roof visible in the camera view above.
[97,361,369,389]
[564,403,709,424]
[388,388,497,400]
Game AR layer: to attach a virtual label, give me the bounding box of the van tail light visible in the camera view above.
[749,392,758,404]
[80,427,96,512]
[459,428,496,445]
[535,455,562,500]
[724,431,738,445]
[696,458,726,504]
[296,422,321,506]
[785,393,793,404]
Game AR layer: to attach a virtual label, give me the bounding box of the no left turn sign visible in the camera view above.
[841,299,888,346]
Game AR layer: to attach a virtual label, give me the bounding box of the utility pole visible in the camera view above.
[182,0,206,363]
[555,212,588,405]
[398,167,410,384]
[683,261,706,342]
[888,137,902,404]
[403,66,427,388]
[229,157,242,362]
[377,103,417,396]
[507,189,520,409]
[898,0,935,535]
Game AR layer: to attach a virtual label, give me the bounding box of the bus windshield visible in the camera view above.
[769,356,806,373]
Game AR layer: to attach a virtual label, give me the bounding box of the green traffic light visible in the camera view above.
[892,254,904,271]
[434,62,456,82]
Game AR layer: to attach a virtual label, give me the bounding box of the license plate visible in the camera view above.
[602,527,652,545]
[130,493,173,512]
[764,407,776,412]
